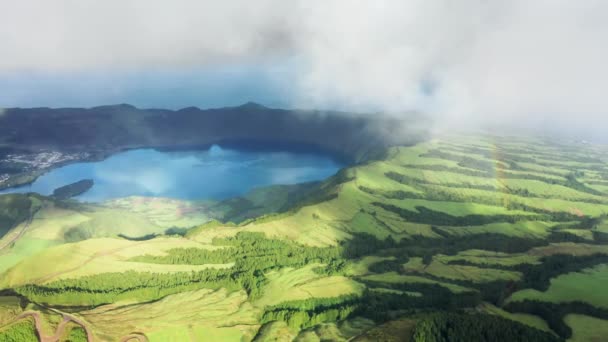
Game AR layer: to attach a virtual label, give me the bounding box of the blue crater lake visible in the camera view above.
[2,146,343,202]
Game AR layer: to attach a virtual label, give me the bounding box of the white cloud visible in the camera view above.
[1,0,607,137]
[0,1,292,70]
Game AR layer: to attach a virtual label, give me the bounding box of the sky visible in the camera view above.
[1,1,607,140]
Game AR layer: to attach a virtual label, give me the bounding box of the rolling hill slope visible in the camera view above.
[0,134,607,341]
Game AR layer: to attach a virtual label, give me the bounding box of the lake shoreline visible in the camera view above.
[0,141,352,192]
[0,146,343,202]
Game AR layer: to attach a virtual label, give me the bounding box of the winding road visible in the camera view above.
[15,310,93,342]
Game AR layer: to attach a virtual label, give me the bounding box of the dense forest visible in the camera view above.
[411,312,560,342]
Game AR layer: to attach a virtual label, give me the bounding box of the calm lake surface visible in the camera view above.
[3,146,342,202]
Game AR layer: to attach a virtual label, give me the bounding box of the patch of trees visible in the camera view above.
[385,171,497,192]
[564,172,606,196]
[219,197,261,222]
[579,214,606,229]
[445,253,608,302]
[372,202,543,226]
[400,164,490,178]
[132,232,348,299]
[368,259,407,274]
[434,144,572,169]
[505,300,608,339]
[163,227,189,236]
[261,295,359,329]
[411,312,561,342]
[65,326,87,342]
[0,194,34,238]
[52,179,94,200]
[549,226,608,244]
[586,179,608,186]
[420,150,498,172]
[362,184,589,223]
[516,254,608,292]
[420,149,569,186]
[547,231,592,244]
[395,157,607,199]
[393,231,548,256]
[337,231,546,263]
[339,233,398,258]
[593,231,608,243]
[388,169,608,206]
[261,280,483,328]
[313,259,348,276]
[0,318,39,342]
[117,233,158,241]
[356,282,481,322]
[131,232,342,271]
[360,185,588,223]
[16,268,240,306]
[63,226,93,242]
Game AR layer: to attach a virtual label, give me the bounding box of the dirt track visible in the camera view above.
[15,311,93,342]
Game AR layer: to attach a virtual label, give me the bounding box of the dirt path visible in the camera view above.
[45,316,70,342]
[62,313,94,342]
[15,311,93,342]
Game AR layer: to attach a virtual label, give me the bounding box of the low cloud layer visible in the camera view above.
[2,1,607,139]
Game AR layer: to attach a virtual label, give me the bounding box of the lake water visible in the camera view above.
[2,146,342,202]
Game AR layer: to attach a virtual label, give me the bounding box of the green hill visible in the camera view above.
[1,134,607,341]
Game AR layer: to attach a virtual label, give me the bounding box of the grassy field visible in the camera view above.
[0,134,607,341]
[0,296,22,327]
[0,237,230,288]
[477,303,553,333]
[422,259,522,283]
[80,288,259,341]
[254,264,365,307]
[509,264,608,308]
[565,314,608,342]
[436,250,540,267]
[362,272,474,293]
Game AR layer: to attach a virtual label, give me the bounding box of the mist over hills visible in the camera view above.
[0,102,427,163]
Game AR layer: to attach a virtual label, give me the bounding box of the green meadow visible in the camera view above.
[0,134,607,341]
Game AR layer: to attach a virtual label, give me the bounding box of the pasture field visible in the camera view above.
[565,314,608,342]
[435,250,540,267]
[80,288,259,341]
[254,264,365,307]
[509,264,608,308]
[1,134,607,341]
[361,272,474,293]
[0,296,21,326]
[421,259,522,282]
[477,303,553,333]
